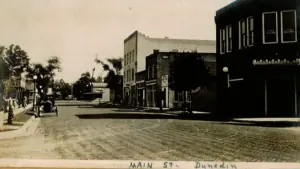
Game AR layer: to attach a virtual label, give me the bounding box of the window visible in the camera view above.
[124,55,126,65]
[148,65,152,79]
[220,28,226,54]
[152,64,155,78]
[263,12,278,44]
[226,25,232,52]
[132,51,134,62]
[247,16,254,46]
[239,20,247,48]
[132,68,134,81]
[281,10,297,43]
[124,71,126,82]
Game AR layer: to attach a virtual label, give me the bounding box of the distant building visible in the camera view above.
[215,0,300,117]
[123,30,216,106]
[87,83,114,102]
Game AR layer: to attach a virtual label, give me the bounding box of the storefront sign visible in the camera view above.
[253,59,300,65]
[161,75,168,87]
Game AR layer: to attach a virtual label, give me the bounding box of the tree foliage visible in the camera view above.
[25,56,61,94]
[95,57,123,103]
[5,44,30,77]
[54,79,71,98]
[169,53,210,92]
[72,72,93,99]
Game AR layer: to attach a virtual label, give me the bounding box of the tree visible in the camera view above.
[95,57,123,104]
[26,56,61,94]
[169,53,210,114]
[53,79,71,99]
[72,72,93,99]
[5,45,30,77]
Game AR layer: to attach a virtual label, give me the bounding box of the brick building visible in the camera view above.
[141,50,216,109]
[215,0,300,117]
[123,31,216,106]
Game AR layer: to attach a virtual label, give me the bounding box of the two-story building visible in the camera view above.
[144,50,216,110]
[123,31,216,106]
[215,0,300,117]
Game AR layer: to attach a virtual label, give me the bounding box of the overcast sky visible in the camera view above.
[0,0,234,83]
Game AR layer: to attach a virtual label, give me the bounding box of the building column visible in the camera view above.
[294,76,297,117]
[264,79,268,117]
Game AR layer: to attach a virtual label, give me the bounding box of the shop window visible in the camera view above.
[262,12,278,44]
[281,10,297,43]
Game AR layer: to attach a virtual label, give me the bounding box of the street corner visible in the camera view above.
[0,113,41,140]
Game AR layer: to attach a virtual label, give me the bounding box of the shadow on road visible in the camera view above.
[216,120,300,128]
[75,112,230,121]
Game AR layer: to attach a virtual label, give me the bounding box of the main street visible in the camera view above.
[0,100,300,162]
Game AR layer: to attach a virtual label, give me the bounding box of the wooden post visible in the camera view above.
[265,79,268,116]
[294,76,297,117]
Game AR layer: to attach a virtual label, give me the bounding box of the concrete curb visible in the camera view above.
[0,115,41,140]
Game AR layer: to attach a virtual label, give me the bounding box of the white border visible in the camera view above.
[0,159,299,169]
[226,25,232,53]
[262,11,278,44]
[247,16,254,47]
[220,28,225,54]
[281,10,297,43]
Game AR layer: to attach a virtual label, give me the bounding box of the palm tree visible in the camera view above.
[95,57,123,104]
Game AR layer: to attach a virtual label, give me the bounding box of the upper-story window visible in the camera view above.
[220,28,226,54]
[124,71,126,82]
[132,50,135,62]
[239,20,247,49]
[132,68,135,81]
[148,65,151,79]
[262,12,278,44]
[281,10,297,43]
[152,64,155,78]
[247,16,254,46]
[226,25,232,52]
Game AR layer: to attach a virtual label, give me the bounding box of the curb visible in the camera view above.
[0,115,41,140]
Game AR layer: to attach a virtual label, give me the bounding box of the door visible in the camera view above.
[267,77,294,117]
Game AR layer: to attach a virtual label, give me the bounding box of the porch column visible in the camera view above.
[294,76,297,117]
[264,79,268,116]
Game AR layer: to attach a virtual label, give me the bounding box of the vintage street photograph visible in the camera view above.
[0,0,300,163]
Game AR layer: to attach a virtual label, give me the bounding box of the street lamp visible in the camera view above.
[31,75,38,111]
[223,67,230,88]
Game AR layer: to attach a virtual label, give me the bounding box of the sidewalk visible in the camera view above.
[0,104,41,140]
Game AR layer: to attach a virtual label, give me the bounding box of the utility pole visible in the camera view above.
[92,67,95,81]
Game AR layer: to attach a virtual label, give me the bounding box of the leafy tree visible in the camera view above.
[26,56,61,94]
[169,53,210,114]
[5,44,30,77]
[72,72,93,99]
[53,79,71,98]
[95,57,123,104]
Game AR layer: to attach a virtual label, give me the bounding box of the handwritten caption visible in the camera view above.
[128,161,237,169]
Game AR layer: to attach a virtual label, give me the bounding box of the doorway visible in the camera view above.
[267,77,295,117]
[161,87,168,108]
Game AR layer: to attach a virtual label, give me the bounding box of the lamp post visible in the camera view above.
[222,67,230,88]
[31,75,38,111]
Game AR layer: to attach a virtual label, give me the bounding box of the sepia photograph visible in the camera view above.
[0,0,300,168]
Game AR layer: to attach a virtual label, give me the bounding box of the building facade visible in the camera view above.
[215,0,300,117]
[143,50,216,109]
[123,31,216,106]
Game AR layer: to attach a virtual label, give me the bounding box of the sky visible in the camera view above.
[0,0,234,83]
